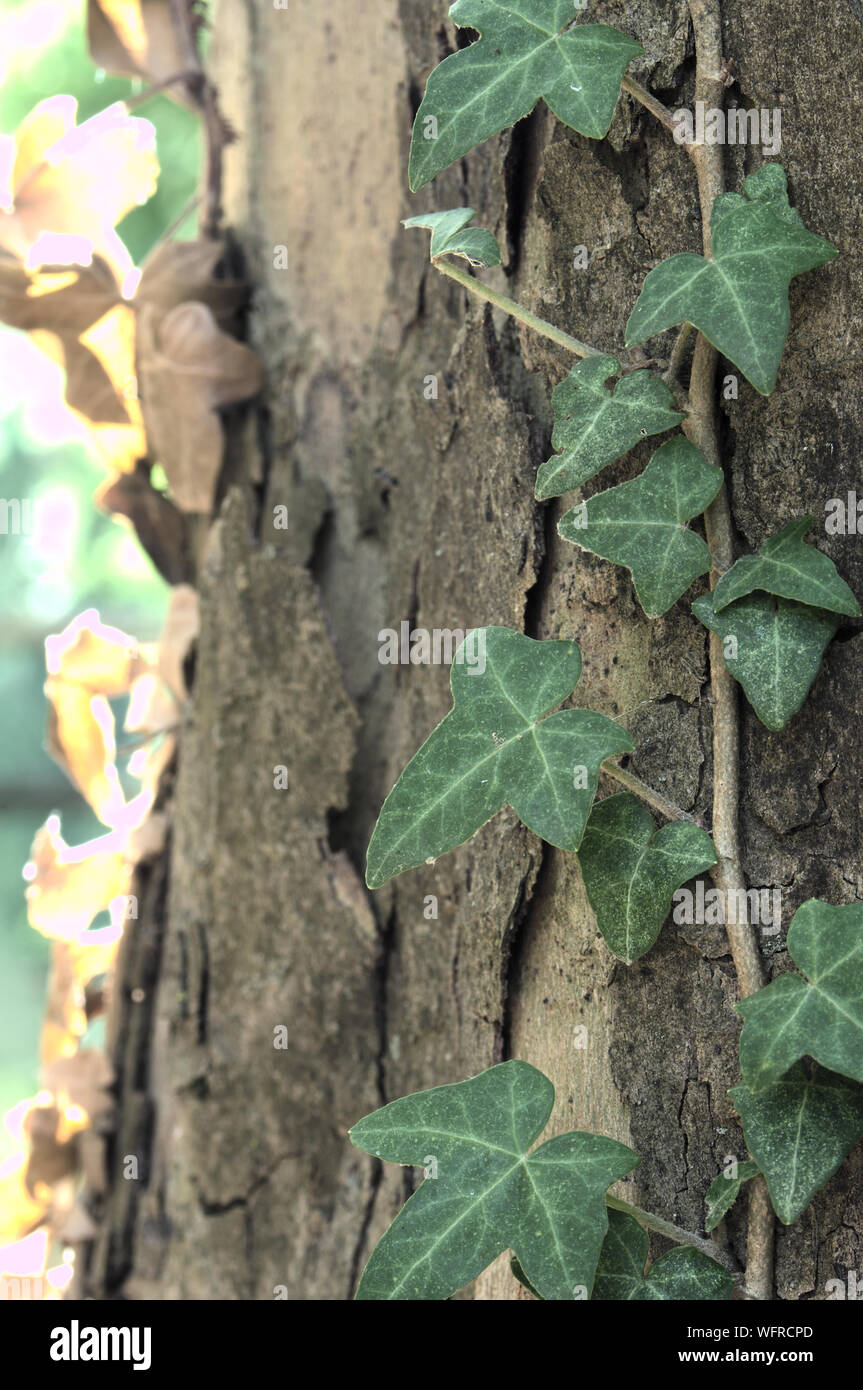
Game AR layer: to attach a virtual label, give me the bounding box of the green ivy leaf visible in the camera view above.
[402,207,502,267]
[704,1161,760,1233]
[534,354,684,501]
[408,1,642,191]
[591,1209,733,1300]
[730,1065,863,1225]
[737,900,863,1090]
[692,592,839,731]
[365,627,633,889]
[578,792,716,963]
[510,1255,544,1299]
[625,164,837,395]
[558,438,722,617]
[713,517,860,618]
[350,1060,639,1300]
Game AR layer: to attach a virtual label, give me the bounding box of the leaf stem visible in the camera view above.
[124,70,201,110]
[620,74,680,138]
[432,258,602,358]
[606,1195,742,1276]
[683,0,774,1303]
[149,192,202,249]
[601,762,696,825]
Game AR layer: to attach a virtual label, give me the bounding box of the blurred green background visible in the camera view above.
[0,0,200,1160]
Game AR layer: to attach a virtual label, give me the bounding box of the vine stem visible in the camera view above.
[124,70,201,109]
[683,0,774,1302]
[606,1195,742,1277]
[663,321,695,399]
[620,74,680,137]
[601,762,697,825]
[168,0,230,238]
[432,258,602,357]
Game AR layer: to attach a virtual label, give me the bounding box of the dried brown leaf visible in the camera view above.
[137,238,248,325]
[46,609,143,695]
[157,583,199,700]
[24,1104,79,1190]
[43,1051,113,1127]
[24,817,129,941]
[87,0,191,88]
[0,96,158,289]
[43,610,154,822]
[137,300,263,511]
[44,679,124,824]
[125,810,169,863]
[0,257,129,424]
[57,1200,99,1244]
[0,1157,49,1246]
[96,465,190,585]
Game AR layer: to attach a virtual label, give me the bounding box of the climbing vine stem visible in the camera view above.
[370,0,844,1301]
[682,0,775,1302]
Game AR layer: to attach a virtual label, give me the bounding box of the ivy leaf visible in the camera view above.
[578,792,716,963]
[510,1255,544,1299]
[402,208,501,268]
[408,2,642,191]
[350,1060,639,1300]
[692,592,839,731]
[737,900,863,1090]
[730,1065,863,1225]
[591,1209,733,1301]
[713,517,860,618]
[365,627,633,889]
[535,354,684,501]
[704,1161,760,1233]
[625,164,837,395]
[558,438,722,618]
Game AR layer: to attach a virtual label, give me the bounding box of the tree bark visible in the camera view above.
[89,0,863,1300]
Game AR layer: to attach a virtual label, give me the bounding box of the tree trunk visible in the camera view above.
[89,0,863,1300]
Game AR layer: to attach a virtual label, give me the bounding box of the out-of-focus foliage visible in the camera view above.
[0,0,199,1162]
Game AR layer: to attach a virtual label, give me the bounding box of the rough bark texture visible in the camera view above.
[89,0,863,1300]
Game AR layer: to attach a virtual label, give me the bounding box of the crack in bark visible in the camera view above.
[499,849,546,1063]
[196,1151,300,1218]
[503,106,547,277]
[195,921,210,1047]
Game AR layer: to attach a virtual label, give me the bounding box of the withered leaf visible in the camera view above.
[25,1104,79,1191]
[43,610,154,822]
[24,817,129,941]
[156,583,199,701]
[137,300,264,512]
[0,1158,50,1247]
[57,1201,100,1244]
[0,256,130,424]
[44,679,125,824]
[46,608,144,695]
[137,238,248,325]
[87,0,193,91]
[0,96,158,291]
[41,933,118,1068]
[43,1051,114,1127]
[96,465,191,585]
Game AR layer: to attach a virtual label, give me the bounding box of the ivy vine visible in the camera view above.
[352,0,860,1300]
